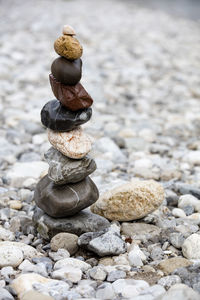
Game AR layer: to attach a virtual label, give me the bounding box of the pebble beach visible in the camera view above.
[0,0,200,299]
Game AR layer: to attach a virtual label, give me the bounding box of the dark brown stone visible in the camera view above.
[49,74,93,111]
[34,175,99,218]
[51,57,82,86]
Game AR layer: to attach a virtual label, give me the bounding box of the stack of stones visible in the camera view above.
[33,25,99,219]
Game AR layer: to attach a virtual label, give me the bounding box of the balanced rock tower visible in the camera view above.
[33,26,109,237]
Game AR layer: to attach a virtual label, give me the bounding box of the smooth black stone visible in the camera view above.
[33,175,99,218]
[41,100,92,131]
[51,57,82,85]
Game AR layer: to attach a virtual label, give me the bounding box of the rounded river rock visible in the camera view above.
[34,175,99,218]
[49,74,93,111]
[91,179,165,221]
[44,147,96,185]
[33,207,110,239]
[41,100,92,132]
[51,57,82,85]
[48,127,92,159]
[54,35,83,60]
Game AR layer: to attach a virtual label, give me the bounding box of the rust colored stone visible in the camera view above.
[49,74,93,111]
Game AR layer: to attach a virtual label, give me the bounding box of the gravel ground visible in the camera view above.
[0,0,200,299]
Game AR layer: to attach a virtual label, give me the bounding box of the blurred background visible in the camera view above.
[0,0,200,191]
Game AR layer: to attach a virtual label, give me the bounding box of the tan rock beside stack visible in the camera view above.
[91,179,165,221]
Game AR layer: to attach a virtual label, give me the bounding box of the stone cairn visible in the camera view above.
[33,25,99,222]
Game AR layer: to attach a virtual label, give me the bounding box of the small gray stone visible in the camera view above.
[32,257,53,274]
[18,259,48,277]
[150,246,164,261]
[142,285,165,298]
[165,190,179,207]
[33,207,110,239]
[1,266,16,280]
[96,282,115,300]
[50,233,78,255]
[44,148,96,185]
[156,218,176,229]
[95,137,126,163]
[78,225,126,257]
[174,183,200,199]
[156,283,200,300]
[169,232,185,249]
[158,275,181,289]
[172,265,200,289]
[75,283,96,298]
[89,266,107,281]
[107,270,126,282]
[85,258,98,267]
[49,249,70,261]
[0,288,14,300]
[182,205,195,216]
[121,222,161,242]
[33,280,71,300]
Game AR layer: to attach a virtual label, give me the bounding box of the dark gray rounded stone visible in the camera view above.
[41,100,92,132]
[32,207,110,239]
[33,175,99,218]
[44,147,97,185]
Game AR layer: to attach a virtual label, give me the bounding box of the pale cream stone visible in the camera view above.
[63,24,76,35]
[91,179,165,221]
[48,127,92,159]
[0,241,42,259]
[9,200,22,210]
[11,273,54,299]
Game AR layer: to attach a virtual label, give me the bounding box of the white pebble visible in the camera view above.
[178,194,200,212]
[182,233,200,259]
[172,208,186,218]
[54,258,91,272]
[0,246,23,268]
[52,266,82,283]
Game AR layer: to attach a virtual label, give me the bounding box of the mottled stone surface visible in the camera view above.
[121,222,161,242]
[41,100,92,132]
[49,74,93,111]
[34,175,99,217]
[44,148,96,185]
[91,179,165,221]
[50,232,78,255]
[33,208,110,239]
[158,257,192,275]
[48,127,92,159]
[51,57,82,85]
[78,226,126,257]
[11,273,60,299]
[54,35,83,60]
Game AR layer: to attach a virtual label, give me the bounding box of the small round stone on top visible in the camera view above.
[63,25,76,36]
